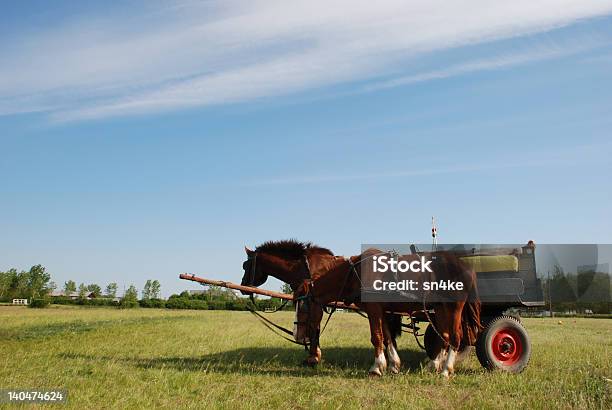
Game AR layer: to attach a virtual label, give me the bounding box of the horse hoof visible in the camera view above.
[425,359,436,372]
[302,359,319,368]
[389,365,400,375]
[368,369,383,377]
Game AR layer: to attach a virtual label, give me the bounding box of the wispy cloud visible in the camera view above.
[1,0,611,122]
[359,42,601,92]
[244,163,526,186]
[243,140,612,186]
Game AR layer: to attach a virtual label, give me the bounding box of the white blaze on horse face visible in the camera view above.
[441,348,457,378]
[369,351,387,376]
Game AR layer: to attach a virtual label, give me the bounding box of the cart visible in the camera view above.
[180,241,544,373]
[420,241,544,373]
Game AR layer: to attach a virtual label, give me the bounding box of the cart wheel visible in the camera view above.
[424,324,443,360]
[476,315,531,373]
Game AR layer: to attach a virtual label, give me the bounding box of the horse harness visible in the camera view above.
[247,250,440,351]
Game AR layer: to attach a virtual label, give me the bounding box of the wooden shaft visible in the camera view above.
[178,273,362,312]
[179,273,294,300]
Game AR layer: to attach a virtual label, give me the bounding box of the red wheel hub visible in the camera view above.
[491,327,522,365]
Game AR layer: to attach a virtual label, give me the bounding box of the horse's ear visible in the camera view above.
[245,246,254,255]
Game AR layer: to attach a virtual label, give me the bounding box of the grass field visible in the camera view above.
[0,306,610,409]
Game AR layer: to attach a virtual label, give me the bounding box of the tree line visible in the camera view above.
[0,265,161,307]
[543,266,610,314]
[0,264,289,311]
[0,265,54,300]
[59,279,160,299]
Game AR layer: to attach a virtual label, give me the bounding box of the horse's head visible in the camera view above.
[240,247,268,292]
[240,240,327,291]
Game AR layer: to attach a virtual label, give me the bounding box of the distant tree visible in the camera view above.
[0,271,12,298]
[105,282,118,298]
[142,280,152,300]
[87,283,102,297]
[150,280,161,299]
[0,266,52,300]
[26,265,52,299]
[281,283,292,294]
[549,265,576,306]
[4,269,26,298]
[121,285,138,308]
[201,285,236,302]
[64,280,77,294]
[78,283,88,299]
[126,285,138,299]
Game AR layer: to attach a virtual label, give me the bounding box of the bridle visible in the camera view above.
[246,251,311,289]
[293,282,322,351]
[247,252,258,287]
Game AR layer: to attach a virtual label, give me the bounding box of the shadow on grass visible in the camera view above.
[60,346,430,378]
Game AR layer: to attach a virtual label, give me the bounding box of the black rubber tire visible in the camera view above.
[476,315,531,373]
[424,324,443,360]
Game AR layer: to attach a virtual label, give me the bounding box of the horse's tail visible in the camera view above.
[461,275,483,346]
[384,312,403,339]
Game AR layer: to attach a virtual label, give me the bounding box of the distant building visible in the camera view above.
[49,290,97,300]
[188,288,239,299]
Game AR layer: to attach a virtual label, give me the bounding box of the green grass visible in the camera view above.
[0,306,610,409]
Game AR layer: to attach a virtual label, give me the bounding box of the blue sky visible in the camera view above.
[1,1,612,296]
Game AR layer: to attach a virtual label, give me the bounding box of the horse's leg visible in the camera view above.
[304,331,321,367]
[428,347,448,372]
[382,314,401,374]
[304,306,324,366]
[428,304,454,375]
[454,346,473,366]
[365,305,387,376]
[431,346,470,371]
[424,304,446,372]
[440,302,465,378]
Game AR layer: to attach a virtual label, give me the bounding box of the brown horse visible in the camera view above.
[240,240,340,365]
[295,248,482,377]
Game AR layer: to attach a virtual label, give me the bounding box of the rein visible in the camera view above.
[247,302,307,347]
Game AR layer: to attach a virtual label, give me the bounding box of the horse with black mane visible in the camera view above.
[240,240,339,366]
[240,240,401,367]
[294,248,482,377]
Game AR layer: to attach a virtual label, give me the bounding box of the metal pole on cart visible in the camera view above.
[431,216,438,256]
